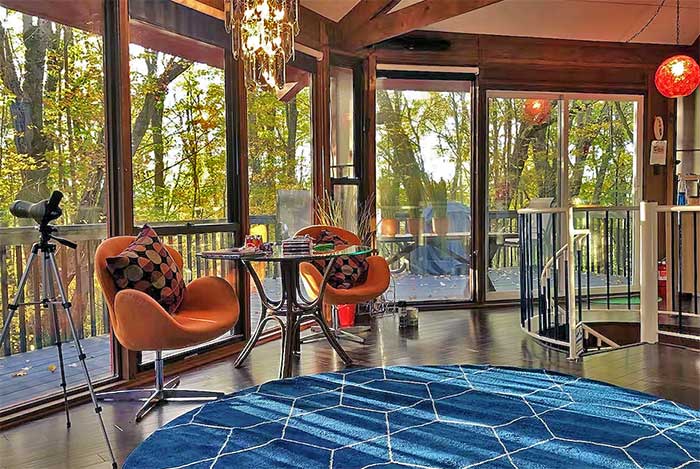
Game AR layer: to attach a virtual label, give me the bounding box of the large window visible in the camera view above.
[486,92,642,299]
[128,33,239,364]
[130,47,227,224]
[247,65,312,328]
[487,94,561,299]
[376,76,473,302]
[0,4,111,411]
[330,65,359,233]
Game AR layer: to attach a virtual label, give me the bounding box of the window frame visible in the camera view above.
[0,0,123,419]
[373,67,478,306]
[329,57,364,226]
[484,90,644,301]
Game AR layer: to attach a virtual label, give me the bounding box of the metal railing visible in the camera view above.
[518,208,568,348]
[651,204,700,343]
[518,205,642,358]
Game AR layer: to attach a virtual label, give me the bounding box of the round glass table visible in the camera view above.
[199,244,372,378]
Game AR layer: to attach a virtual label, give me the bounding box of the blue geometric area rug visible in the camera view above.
[125,365,700,468]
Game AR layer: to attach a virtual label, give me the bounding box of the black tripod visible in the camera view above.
[0,223,117,468]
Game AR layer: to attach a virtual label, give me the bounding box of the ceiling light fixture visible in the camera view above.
[224,0,299,91]
[523,99,552,125]
[653,0,700,98]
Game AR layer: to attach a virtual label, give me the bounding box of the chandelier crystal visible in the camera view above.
[224,0,299,91]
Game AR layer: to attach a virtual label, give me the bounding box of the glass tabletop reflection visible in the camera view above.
[198,244,372,262]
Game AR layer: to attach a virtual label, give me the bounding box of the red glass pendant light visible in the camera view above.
[650,0,700,99]
[654,55,700,98]
[523,99,552,125]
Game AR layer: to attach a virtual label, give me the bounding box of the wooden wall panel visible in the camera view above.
[479,65,649,93]
[130,19,225,67]
[297,6,325,50]
[477,34,684,70]
[372,31,689,70]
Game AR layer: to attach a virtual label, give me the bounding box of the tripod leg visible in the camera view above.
[46,252,118,469]
[0,249,37,347]
[43,252,71,428]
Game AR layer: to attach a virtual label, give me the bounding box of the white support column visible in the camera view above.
[639,202,659,344]
[567,206,578,360]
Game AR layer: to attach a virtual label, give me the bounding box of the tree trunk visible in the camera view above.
[285,99,298,183]
[131,56,191,156]
[376,90,425,185]
[18,16,54,203]
[152,94,165,213]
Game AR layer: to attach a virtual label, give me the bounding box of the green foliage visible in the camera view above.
[376,89,472,212]
[131,51,227,223]
[378,177,399,219]
[488,97,635,211]
[247,87,312,218]
[0,10,110,354]
[424,178,448,218]
[0,12,106,227]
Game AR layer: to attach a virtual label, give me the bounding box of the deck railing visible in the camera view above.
[488,210,519,269]
[0,218,274,358]
[0,224,108,357]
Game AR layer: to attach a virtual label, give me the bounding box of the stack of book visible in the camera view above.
[282,236,313,256]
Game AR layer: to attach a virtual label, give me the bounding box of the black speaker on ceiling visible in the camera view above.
[378,35,452,52]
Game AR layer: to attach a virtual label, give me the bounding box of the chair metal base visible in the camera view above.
[97,353,224,422]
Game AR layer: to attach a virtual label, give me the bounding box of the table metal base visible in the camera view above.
[233,258,353,378]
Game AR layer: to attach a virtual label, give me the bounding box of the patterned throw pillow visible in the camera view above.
[311,230,368,290]
[106,225,185,314]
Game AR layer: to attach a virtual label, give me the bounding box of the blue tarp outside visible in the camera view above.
[409,202,470,276]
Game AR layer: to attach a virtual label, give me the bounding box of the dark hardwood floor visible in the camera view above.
[1,307,699,468]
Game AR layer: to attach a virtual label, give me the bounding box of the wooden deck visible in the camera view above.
[0,336,113,410]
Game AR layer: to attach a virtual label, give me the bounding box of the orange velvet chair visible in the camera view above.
[296,226,390,344]
[94,236,239,422]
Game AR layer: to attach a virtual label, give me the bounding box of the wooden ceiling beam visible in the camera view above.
[336,0,402,39]
[171,0,224,19]
[343,0,505,50]
[276,75,310,102]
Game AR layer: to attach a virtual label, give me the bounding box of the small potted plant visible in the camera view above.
[425,178,449,235]
[378,178,399,236]
[404,176,423,235]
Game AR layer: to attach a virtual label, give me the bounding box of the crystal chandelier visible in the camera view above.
[224,0,299,91]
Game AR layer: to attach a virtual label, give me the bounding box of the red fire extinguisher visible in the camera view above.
[658,259,667,301]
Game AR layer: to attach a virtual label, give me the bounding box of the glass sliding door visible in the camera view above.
[376,77,473,302]
[568,96,642,298]
[486,93,562,300]
[486,92,642,300]
[0,2,113,411]
[247,65,313,330]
